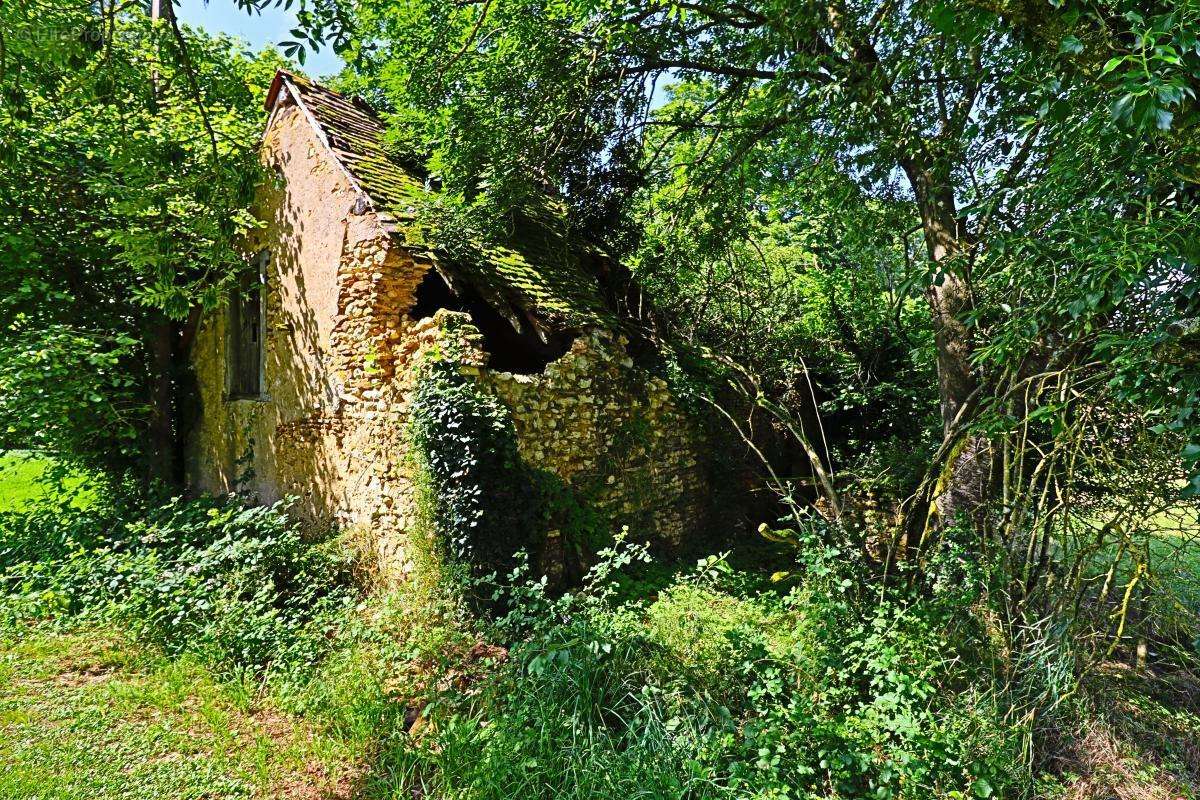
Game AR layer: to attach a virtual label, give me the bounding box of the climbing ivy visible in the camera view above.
[410,361,540,578]
[410,359,621,590]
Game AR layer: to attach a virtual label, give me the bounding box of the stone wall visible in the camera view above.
[480,330,707,548]
[322,304,710,578]
[187,96,712,585]
[187,100,361,520]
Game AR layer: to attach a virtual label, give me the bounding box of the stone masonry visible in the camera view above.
[185,71,710,583]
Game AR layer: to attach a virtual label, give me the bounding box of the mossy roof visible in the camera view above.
[266,70,616,329]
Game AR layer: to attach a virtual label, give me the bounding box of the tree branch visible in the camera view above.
[625,58,776,80]
[162,3,219,167]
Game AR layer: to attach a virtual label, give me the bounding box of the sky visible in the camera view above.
[174,0,344,78]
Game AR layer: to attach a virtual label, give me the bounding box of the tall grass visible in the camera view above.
[354,540,1027,800]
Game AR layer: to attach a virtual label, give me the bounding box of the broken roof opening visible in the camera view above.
[264,70,622,337]
[408,269,576,374]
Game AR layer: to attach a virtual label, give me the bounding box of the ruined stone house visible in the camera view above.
[185,70,710,579]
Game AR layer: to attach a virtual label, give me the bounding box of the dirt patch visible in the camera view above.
[250,707,298,742]
[1048,663,1200,800]
[54,664,118,688]
[271,761,365,800]
[1055,719,1188,800]
[13,663,118,692]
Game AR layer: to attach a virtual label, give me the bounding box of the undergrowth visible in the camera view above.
[3,490,1197,799]
[375,529,1026,800]
[0,491,354,679]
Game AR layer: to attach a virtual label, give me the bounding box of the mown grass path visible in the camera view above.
[0,625,361,800]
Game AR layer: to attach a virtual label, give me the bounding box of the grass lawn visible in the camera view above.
[0,451,95,512]
[0,624,362,800]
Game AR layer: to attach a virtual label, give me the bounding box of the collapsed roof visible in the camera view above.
[264,70,623,334]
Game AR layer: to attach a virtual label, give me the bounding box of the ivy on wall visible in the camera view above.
[410,358,623,590]
[410,361,540,577]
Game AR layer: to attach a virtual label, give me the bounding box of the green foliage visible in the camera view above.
[1086,2,1200,131]
[1,3,1198,797]
[382,534,1024,800]
[340,18,1200,791]
[2,485,1192,799]
[410,361,541,577]
[0,494,354,676]
[0,6,275,477]
[0,327,147,471]
[346,0,1200,503]
[636,180,941,497]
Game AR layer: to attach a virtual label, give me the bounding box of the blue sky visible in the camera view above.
[174,0,344,78]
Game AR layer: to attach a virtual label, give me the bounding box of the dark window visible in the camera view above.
[229,250,267,398]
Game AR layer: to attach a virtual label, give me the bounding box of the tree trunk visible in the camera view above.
[901,158,992,531]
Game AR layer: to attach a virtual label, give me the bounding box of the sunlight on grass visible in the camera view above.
[0,451,96,512]
[0,624,360,800]
[1072,504,1200,649]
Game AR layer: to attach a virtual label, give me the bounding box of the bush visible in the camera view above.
[380,533,1027,800]
[391,543,722,800]
[0,493,354,675]
[0,500,127,619]
[120,498,354,671]
[646,581,790,708]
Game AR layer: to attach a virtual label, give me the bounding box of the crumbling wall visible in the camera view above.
[400,309,709,558]
[480,332,706,548]
[188,97,710,585]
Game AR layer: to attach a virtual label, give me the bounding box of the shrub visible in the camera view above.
[0,499,128,619]
[119,498,354,672]
[377,533,1027,800]
[646,581,789,707]
[391,543,725,800]
[0,493,354,675]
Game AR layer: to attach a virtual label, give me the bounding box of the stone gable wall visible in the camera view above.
[187,101,362,517]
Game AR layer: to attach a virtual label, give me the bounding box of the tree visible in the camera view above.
[0,2,273,483]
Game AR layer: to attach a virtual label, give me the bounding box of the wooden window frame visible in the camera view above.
[227,249,269,401]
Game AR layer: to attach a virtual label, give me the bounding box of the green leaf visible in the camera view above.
[972,779,994,798]
[1100,56,1125,76]
[1110,94,1135,122]
[1059,36,1083,55]
[929,4,956,34]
